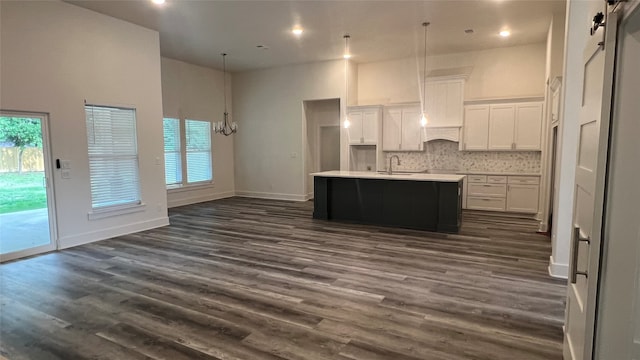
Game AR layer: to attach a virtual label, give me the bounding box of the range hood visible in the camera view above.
[422,126,461,143]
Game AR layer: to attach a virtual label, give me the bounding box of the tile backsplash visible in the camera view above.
[383,140,541,173]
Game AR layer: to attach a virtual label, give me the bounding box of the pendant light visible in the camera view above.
[214,53,238,136]
[421,22,430,127]
[343,34,351,129]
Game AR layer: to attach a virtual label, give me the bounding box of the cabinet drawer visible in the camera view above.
[487,175,507,184]
[508,176,540,185]
[468,183,506,197]
[467,175,487,183]
[467,197,506,211]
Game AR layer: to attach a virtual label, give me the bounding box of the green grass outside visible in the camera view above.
[0,172,47,214]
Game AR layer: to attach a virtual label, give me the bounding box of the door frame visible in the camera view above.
[0,110,58,262]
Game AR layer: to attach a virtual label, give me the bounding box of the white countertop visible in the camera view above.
[311,171,466,182]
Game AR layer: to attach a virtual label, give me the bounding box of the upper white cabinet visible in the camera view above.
[382,104,423,151]
[514,103,543,150]
[462,105,489,150]
[424,78,465,127]
[463,101,543,151]
[347,106,381,145]
[488,104,516,150]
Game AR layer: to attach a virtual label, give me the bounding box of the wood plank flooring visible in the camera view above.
[0,197,566,360]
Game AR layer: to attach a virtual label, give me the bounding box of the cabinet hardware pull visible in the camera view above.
[570,225,591,284]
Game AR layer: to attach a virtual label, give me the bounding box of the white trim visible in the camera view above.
[464,96,546,105]
[235,191,307,202]
[87,202,146,220]
[0,243,56,263]
[549,255,569,279]
[167,190,235,208]
[167,182,215,194]
[58,217,169,250]
[306,192,314,201]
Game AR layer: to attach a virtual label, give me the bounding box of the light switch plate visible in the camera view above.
[61,160,71,169]
[61,170,71,179]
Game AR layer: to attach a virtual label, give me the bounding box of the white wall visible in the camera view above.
[161,57,235,207]
[357,43,547,104]
[0,1,168,248]
[233,60,345,201]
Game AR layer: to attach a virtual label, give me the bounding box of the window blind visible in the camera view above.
[163,118,182,185]
[85,104,141,209]
[185,119,212,183]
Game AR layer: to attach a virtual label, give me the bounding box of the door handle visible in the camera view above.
[570,225,591,284]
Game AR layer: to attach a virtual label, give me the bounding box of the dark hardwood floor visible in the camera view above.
[0,197,566,360]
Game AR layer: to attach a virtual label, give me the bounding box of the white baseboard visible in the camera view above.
[548,255,569,279]
[235,190,307,202]
[168,190,235,208]
[538,221,549,233]
[306,192,314,201]
[58,217,169,250]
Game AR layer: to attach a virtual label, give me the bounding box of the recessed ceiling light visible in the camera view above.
[499,30,511,37]
[343,54,352,59]
[151,0,165,5]
[292,27,303,36]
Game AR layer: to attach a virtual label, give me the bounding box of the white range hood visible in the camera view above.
[422,126,461,143]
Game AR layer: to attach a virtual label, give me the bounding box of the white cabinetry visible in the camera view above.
[347,106,381,145]
[464,174,540,214]
[463,101,543,151]
[488,105,516,150]
[462,105,489,150]
[514,103,543,150]
[382,104,423,151]
[506,176,540,213]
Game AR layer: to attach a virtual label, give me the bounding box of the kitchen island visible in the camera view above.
[312,171,465,233]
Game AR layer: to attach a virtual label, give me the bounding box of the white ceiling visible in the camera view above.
[66,0,566,72]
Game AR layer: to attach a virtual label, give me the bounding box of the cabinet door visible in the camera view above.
[361,109,379,144]
[463,105,489,150]
[382,109,402,151]
[401,107,423,151]
[506,184,539,213]
[347,111,363,144]
[488,104,516,150]
[514,103,543,150]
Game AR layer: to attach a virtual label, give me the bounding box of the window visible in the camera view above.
[163,118,181,185]
[85,104,141,210]
[162,118,213,187]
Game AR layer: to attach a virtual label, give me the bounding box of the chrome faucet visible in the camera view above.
[388,155,401,175]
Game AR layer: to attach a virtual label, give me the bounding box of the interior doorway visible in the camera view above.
[303,99,340,199]
[319,125,340,171]
[0,112,57,262]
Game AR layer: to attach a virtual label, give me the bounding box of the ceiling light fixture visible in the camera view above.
[420,22,430,127]
[343,34,351,60]
[214,53,238,136]
[343,34,351,129]
[151,0,165,5]
[499,30,511,37]
[292,27,303,36]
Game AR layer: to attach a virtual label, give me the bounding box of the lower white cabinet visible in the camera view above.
[464,174,539,214]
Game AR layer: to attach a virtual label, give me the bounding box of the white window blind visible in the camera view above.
[85,104,141,210]
[163,118,182,185]
[186,119,212,183]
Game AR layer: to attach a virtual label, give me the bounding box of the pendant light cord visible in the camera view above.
[222,53,228,115]
[422,22,429,113]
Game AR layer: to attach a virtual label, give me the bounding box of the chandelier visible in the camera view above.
[214,53,237,136]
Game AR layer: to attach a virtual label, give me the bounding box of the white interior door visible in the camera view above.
[564,8,619,360]
[593,3,640,358]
